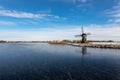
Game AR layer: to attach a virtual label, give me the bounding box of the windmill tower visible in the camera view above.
[75,27,91,43]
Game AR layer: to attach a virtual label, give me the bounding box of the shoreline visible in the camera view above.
[1,41,120,49]
[70,42,120,49]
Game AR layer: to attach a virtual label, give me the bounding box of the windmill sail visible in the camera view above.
[75,27,91,43]
[75,35,81,37]
[81,27,84,34]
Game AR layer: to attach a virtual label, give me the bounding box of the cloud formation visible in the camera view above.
[51,0,90,4]
[0,24,120,41]
[0,7,62,20]
[104,2,120,23]
[0,9,51,19]
[78,0,88,3]
[0,21,16,25]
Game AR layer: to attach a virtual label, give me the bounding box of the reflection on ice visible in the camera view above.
[0,43,120,80]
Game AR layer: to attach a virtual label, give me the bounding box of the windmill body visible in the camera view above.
[75,27,90,43]
[81,33,87,43]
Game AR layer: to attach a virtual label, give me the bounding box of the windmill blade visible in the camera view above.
[86,33,91,35]
[81,27,84,34]
[75,35,82,37]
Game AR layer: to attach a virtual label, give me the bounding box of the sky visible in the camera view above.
[0,0,120,41]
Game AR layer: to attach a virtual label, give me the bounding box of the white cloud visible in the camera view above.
[77,0,92,4]
[54,16,60,19]
[0,7,62,20]
[113,12,120,17]
[114,19,120,23]
[0,21,16,25]
[104,2,120,23]
[0,7,67,25]
[51,0,90,4]
[75,0,92,12]
[0,24,120,41]
[78,0,87,3]
[0,9,51,19]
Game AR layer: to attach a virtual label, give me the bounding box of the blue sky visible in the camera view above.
[0,0,120,41]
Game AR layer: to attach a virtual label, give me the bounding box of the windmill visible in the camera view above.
[75,27,91,43]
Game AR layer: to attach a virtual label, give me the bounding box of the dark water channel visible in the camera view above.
[0,43,120,80]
